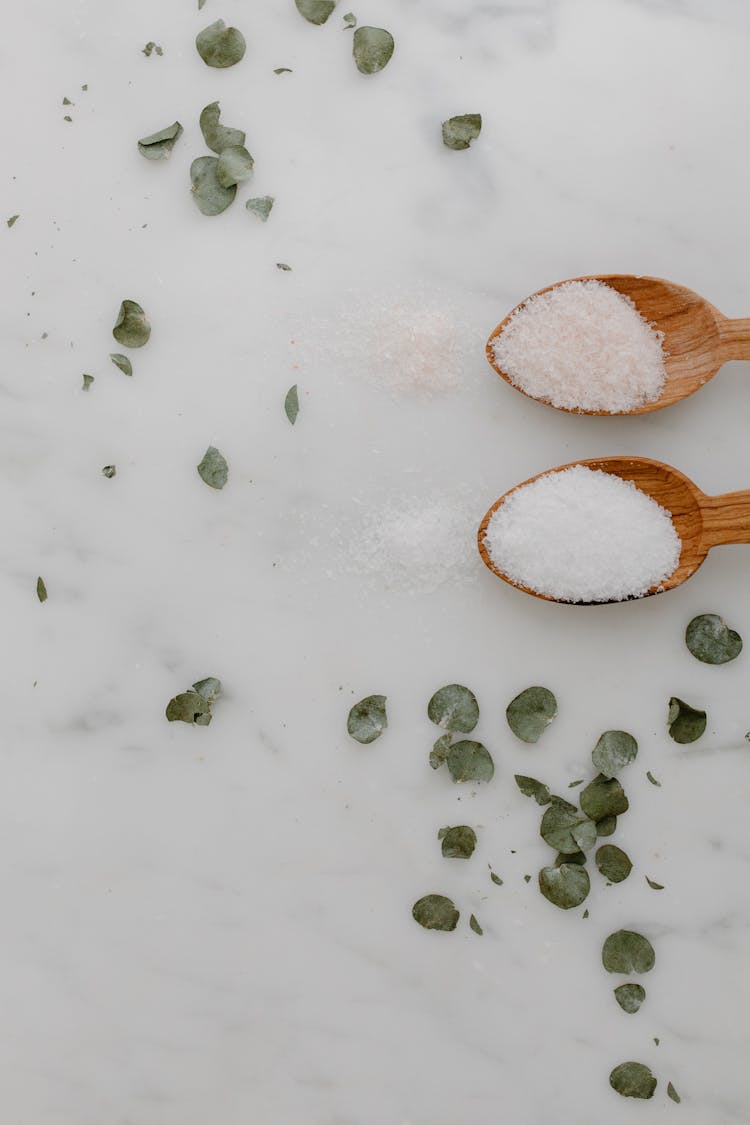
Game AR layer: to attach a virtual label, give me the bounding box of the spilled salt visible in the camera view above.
[492,280,667,413]
[485,465,681,602]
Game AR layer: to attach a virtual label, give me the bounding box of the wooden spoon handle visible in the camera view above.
[717,317,750,361]
[701,491,750,548]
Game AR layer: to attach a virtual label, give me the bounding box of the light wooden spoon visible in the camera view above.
[486,274,750,415]
[477,456,750,604]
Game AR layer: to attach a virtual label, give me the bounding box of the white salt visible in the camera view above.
[485,465,681,602]
[492,280,667,413]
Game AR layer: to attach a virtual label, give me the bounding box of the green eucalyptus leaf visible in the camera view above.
[668,697,706,744]
[246,195,274,221]
[195,20,246,67]
[446,740,494,783]
[429,733,451,770]
[549,794,577,813]
[646,770,661,787]
[113,300,150,348]
[142,42,163,57]
[82,373,94,391]
[686,613,742,664]
[63,115,73,123]
[614,983,645,1014]
[538,863,590,909]
[439,825,476,859]
[192,677,222,702]
[427,683,479,733]
[102,465,116,478]
[352,26,394,74]
[190,156,237,216]
[490,871,503,886]
[343,11,356,28]
[295,0,336,24]
[609,1062,656,1100]
[197,445,228,489]
[554,850,586,866]
[137,120,183,160]
[166,691,212,724]
[568,779,583,788]
[412,894,458,931]
[216,145,254,188]
[442,113,482,151]
[36,576,48,602]
[602,929,655,974]
[540,804,594,854]
[109,353,132,376]
[347,694,387,744]
[506,686,556,743]
[596,814,617,837]
[199,101,245,154]
[277,262,292,271]
[7,214,19,228]
[62,97,73,105]
[514,774,551,805]
[284,384,299,425]
[591,730,638,778]
[645,876,664,890]
[580,774,629,821]
[274,67,293,74]
[469,913,483,935]
[667,1082,681,1104]
[571,819,597,852]
[595,845,632,883]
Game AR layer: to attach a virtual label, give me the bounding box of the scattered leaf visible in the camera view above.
[197,445,228,489]
[549,794,576,812]
[490,871,503,886]
[352,26,394,74]
[36,577,47,602]
[609,1062,656,1100]
[216,145,254,188]
[580,774,629,821]
[82,373,94,391]
[81,83,88,91]
[668,697,706,744]
[614,983,645,1014]
[506,686,556,743]
[274,67,293,74]
[63,97,73,105]
[195,20,246,67]
[523,874,531,883]
[602,929,655,974]
[102,465,116,478]
[568,778,583,788]
[63,115,72,122]
[469,913,483,935]
[276,262,292,271]
[166,691,212,725]
[284,384,299,424]
[347,694,387,744]
[137,120,183,160]
[596,814,617,837]
[446,740,494,783]
[592,730,638,778]
[540,803,595,854]
[142,42,164,56]
[246,195,274,221]
[667,1082,681,1104]
[190,156,237,215]
[514,774,551,805]
[412,894,458,931]
[646,770,661,786]
[686,613,742,664]
[583,908,589,918]
[595,845,632,883]
[429,733,451,770]
[442,114,482,151]
[539,863,590,909]
[645,876,664,890]
[295,0,336,25]
[199,101,245,154]
[6,214,19,228]
[571,819,597,852]
[343,11,356,27]
[113,299,150,348]
[109,353,132,376]
[192,677,222,702]
[555,850,586,866]
[428,683,479,733]
[439,825,476,859]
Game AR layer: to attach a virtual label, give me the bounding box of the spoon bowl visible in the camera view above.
[478,456,750,603]
[486,275,750,415]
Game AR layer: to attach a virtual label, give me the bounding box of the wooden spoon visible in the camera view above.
[477,456,750,604]
[486,274,750,415]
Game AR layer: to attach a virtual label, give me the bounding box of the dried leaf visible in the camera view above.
[190,156,237,216]
[295,0,336,25]
[352,26,394,74]
[439,825,476,859]
[580,774,629,821]
[102,465,116,478]
[591,730,638,778]
[82,373,94,391]
[668,697,706,744]
[609,1062,656,1100]
[137,120,183,160]
[246,195,274,221]
[276,262,292,271]
[685,613,742,664]
[595,844,632,883]
[142,42,164,57]
[274,67,293,74]
[166,691,212,725]
[109,353,132,376]
[343,12,356,28]
[646,770,661,786]
[412,894,458,931]
[645,876,664,890]
[347,694,387,744]
[514,774,551,805]
[442,114,482,150]
[602,929,655,974]
[429,733,451,770]
[538,863,590,909]
[446,739,494,783]
[469,914,483,935]
[284,384,299,424]
[197,445,228,489]
[36,576,48,602]
[113,300,150,348]
[195,20,246,68]
[667,1082,681,1104]
[506,686,556,743]
[540,803,595,854]
[490,871,503,886]
[192,677,222,702]
[199,102,245,154]
[216,145,254,188]
[427,683,479,733]
[7,214,19,228]
[614,983,645,1014]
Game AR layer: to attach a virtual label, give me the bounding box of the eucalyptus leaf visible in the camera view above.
[602,929,655,974]
[246,195,274,221]
[595,845,632,883]
[109,353,132,376]
[439,825,476,859]
[668,697,706,744]
[514,774,551,805]
[592,730,638,778]
[276,262,292,271]
[274,67,293,74]
[284,384,299,425]
[580,774,629,821]
[216,145,254,188]
[568,779,583,788]
[199,101,245,154]
[343,12,356,27]
[113,300,150,348]
[469,914,482,935]
[82,373,94,390]
[549,794,577,813]
[428,683,479,733]
[609,1062,656,1100]
[192,677,222,702]
[490,871,503,886]
[102,465,116,478]
[6,215,19,228]
[442,114,482,151]
[596,815,617,837]
[195,20,246,68]
[137,120,183,160]
[347,694,387,744]
[667,1082,680,1104]
[446,740,494,783]
[686,613,742,664]
[429,733,451,770]
[36,576,47,603]
[538,863,590,909]
[197,445,228,489]
[645,876,664,890]
[63,97,73,105]
[64,116,72,123]
[295,0,336,25]
[352,26,394,74]
[646,771,661,787]
[190,156,237,216]
[571,819,597,852]
[506,686,556,743]
[412,894,458,931]
[614,983,645,1014]
[166,691,212,725]
[142,42,163,57]
[540,804,594,854]
[554,850,586,866]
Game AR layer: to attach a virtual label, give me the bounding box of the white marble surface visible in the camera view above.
[3,0,750,1121]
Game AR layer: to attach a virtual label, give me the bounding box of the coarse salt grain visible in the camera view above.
[485,465,681,603]
[492,280,667,413]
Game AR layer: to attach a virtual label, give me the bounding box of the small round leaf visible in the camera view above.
[602,929,655,974]
[442,114,482,151]
[295,0,336,24]
[596,814,617,837]
[514,774,551,805]
[412,894,458,931]
[352,26,394,74]
[538,864,590,909]
[439,825,476,859]
[540,804,594,854]
[580,774,629,821]
[113,300,150,348]
[595,844,632,883]
[166,692,212,724]
[347,695,387,744]
[137,120,183,160]
[246,195,274,222]
[609,1062,656,1100]
[446,740,494,783]
[190,156,237,216]
[197,445,228,490]
[427,684,479,733]
[686,613,742,664]
[199,101,245,154]
[668,697,706,744]
[591,730,638,778]
[216,145,254,188]
[614,983,645,1014]
[196,20,246,68]
[506,686,557,743]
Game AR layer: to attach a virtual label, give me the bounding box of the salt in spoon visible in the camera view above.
[486,274,750,415]
[477,456,750,604]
